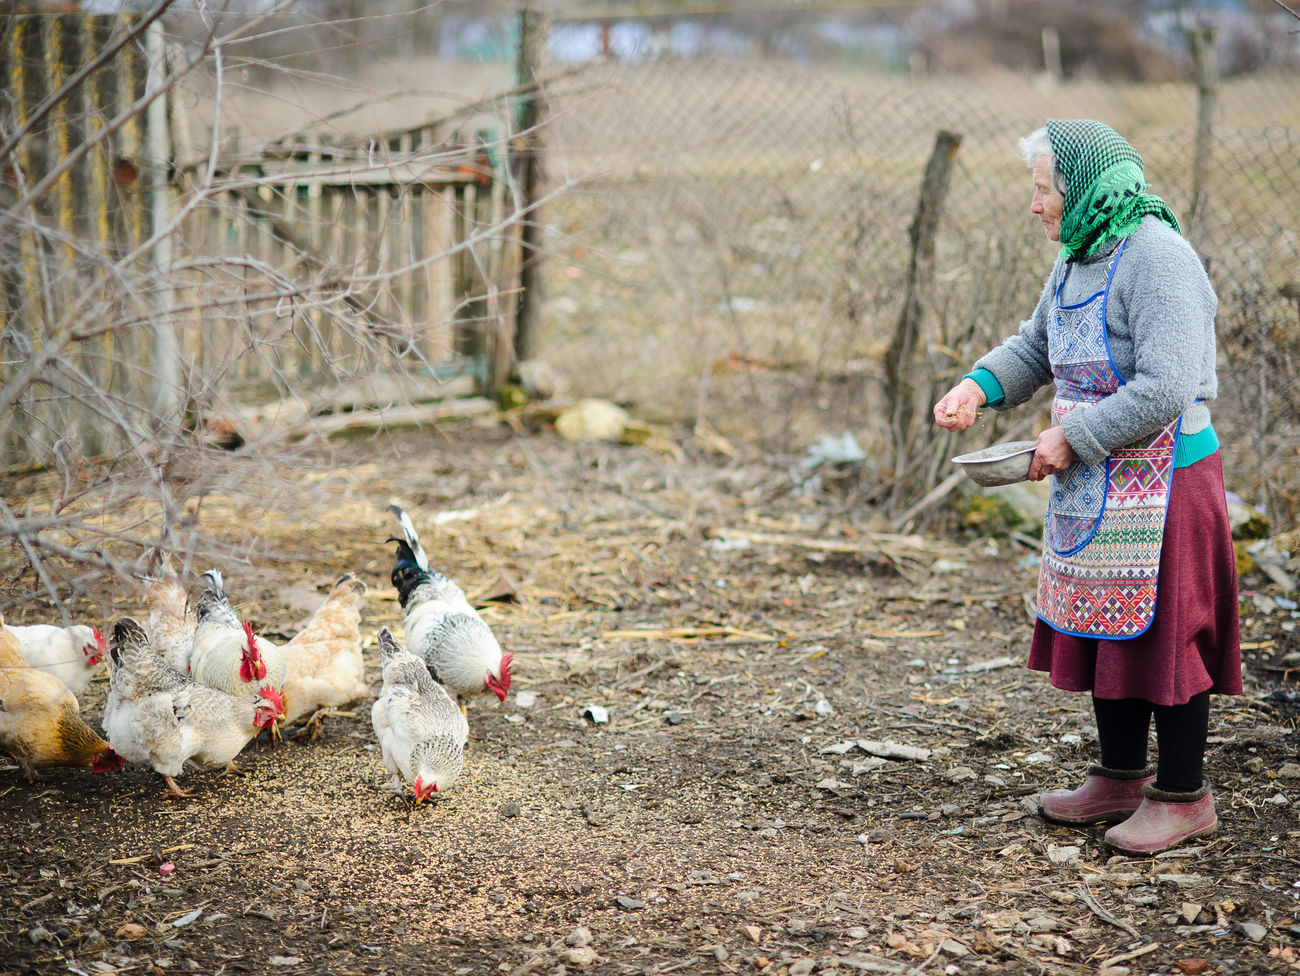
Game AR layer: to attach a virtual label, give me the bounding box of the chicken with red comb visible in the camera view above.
[371,628,468,802]
[387,504,513,707]
[188,569,286,704]
[103,618,283,798]
[8,622,106,698]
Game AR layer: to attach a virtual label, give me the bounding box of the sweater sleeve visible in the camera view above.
[963,368,1005,406]
[1057,223,1217,465]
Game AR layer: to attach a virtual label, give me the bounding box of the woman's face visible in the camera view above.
[1031,155,1065,242]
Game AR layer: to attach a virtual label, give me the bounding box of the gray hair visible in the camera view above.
[1019,126,1068,198]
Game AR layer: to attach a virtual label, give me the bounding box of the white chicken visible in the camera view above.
[188,569,286,700]
[102,618,284,798]
[7,622,106,697]
[386,504,512,705]
[279,574,369,731]
[371,627,468,802]
[140,553,197,673]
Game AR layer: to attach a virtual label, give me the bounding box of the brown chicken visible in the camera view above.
[0,614,122,778]
[279,574,369,735]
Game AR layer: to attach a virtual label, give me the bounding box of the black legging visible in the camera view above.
[1092,691,1211,794]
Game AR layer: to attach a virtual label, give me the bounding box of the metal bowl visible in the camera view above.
[951,440,1038,487]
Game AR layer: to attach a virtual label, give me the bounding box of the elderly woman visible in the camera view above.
[933,119,1241,856]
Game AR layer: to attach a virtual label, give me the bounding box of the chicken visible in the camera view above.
[370,627,468,801]
[7,622,106,697]
[102,618,284,798]
[386,504,512,705]
[188,569,286,700]
[0,615,122,778]
[278,574,369,733]
[140,554,197,673]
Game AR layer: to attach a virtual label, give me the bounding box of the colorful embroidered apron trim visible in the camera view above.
[1037,239,1181,639]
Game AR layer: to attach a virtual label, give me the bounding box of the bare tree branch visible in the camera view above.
[0,6,538,615]
[1271,0,1300,23]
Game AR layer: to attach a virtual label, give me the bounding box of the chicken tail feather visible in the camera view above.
[387,505,431,573]
[202,568,225,595]
[110,617,151,669]
[376,627,403,664]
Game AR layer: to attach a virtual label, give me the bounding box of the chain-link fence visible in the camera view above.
[536,16,1300,527]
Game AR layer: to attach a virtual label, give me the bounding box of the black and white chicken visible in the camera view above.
[386,504,512,704]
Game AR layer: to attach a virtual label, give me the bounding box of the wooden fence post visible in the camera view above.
[146,19,182,428]
[1187,26,1218,257]
[884,128,963,481]
[0,20,18,328]
[510,5,549,375]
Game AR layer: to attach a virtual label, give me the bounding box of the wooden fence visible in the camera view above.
[0,13,511,466]
[175,127,504,393]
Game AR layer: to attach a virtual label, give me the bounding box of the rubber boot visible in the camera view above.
[1038,765,1155,825]
[1103,780,1217,855]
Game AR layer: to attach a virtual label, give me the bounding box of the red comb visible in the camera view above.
[239,622,267,682]
[259,683,285,716]
[485,653,513,701]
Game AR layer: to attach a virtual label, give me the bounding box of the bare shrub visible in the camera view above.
[0,6,524,618]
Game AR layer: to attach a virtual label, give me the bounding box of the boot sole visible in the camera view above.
[1104,820,1218,856]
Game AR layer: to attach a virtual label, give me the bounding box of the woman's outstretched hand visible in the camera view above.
[933,378,986,431]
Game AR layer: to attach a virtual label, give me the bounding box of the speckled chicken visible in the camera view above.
[140,553,197,673]
[188,569,286,700]
[387,504,512,705]
[370,627,468,801]
[7,622,106,697]
[279,574,369,731]
[0,615,121,778]
[102,618,283,798]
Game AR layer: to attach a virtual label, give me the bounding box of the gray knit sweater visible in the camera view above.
[974,216,1218,467]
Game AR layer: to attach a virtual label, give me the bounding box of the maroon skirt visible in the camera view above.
[1027,450,1242,706]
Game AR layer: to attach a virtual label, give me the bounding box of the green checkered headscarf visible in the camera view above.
[1046,118,1180,260]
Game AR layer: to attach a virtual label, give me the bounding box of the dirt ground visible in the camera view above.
[2,420,1300,976]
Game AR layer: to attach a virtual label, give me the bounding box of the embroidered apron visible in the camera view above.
[1036,238,1181,638]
